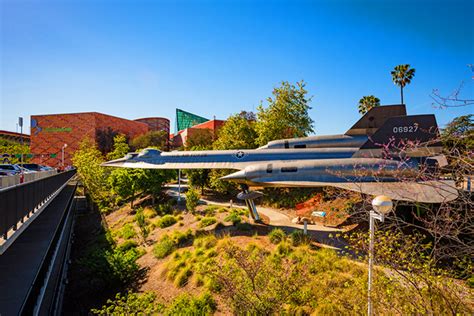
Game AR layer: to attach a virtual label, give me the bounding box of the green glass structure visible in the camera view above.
[175,109,209,132]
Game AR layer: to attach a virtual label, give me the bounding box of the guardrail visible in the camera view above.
[0,170,58,189]
[0,170,76,240]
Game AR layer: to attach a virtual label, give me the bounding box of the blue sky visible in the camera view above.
[1,0,473,135]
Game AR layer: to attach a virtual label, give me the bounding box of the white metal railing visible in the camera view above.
[0,170,57,190]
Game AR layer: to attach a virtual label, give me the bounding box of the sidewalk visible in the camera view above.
[164,184,346,250]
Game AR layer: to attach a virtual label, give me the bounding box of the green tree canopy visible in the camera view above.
[391,64,416,104]
[255,80,314,146]
[106,134,130,160]
[0,139,30,164]
[72,138,110,207]
[108,168,146,208]
[130,131,169,151]
[213,111,258,150]
[441,114,473,152]
[358,95,380,115]
[185,129,214,150]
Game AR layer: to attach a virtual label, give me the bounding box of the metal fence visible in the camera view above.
[0,170,76,239]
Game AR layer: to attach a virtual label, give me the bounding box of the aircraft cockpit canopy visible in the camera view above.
[138,148,162,158]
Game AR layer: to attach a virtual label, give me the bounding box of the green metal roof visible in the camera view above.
[175,109,209,132]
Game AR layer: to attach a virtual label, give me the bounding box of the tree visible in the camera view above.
[211,111,258,194]
[187,169,209,194]
[431,64,474,108]
[135,208,150,243]
[391,64,416,104]
[185,135,212,193]
[106,134,130,160]
[358,95,380,115]
[255,81,314,146]
[0,139,30,164]
[185,129,214,150]
[185,187,200,213]
[141,169,174,204]
[108,168,146,208]
[441,114,473,155]
[213,111,258,150]
[349,231,472,314]
[72,138,111,209]
[130,131,169,151]
[96,127,120,155]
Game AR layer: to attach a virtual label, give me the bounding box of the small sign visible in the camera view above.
[311,211,326,217]
[50,154,57,158]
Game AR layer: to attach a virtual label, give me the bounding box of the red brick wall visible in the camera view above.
[95,113,148,140]
[30,112,149,167]
[134,117,170,134]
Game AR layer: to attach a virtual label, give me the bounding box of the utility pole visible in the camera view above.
[18,117,23,165]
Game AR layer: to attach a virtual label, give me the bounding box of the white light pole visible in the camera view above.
[61,144,68,168]
[368,195,393,316]
[177,169,181,203]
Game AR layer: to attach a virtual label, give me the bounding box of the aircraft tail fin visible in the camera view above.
[345,104,407,136]
[353,114,443,157]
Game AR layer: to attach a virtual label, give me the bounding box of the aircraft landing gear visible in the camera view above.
[238,184,261,222]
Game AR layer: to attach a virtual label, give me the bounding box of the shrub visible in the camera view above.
[158,215,177,228]
[290,230,311,246]
[164,292,216,315]
[153,236,176,259]
[91,291,162,315]
[155,202,173,215]
[174,266,193,287]
[143,207,158,218]
[135,208,150,242]
[171,229,194,247]
[224,211,242,225]
[106,247,140,285]
[194,235,218,250]
[269,228,286,244]
[200,217,217,228]
[186,188,201,212]
[120,223,136,240]
[204,205,219,216]
[117,240,138,252]
[276,240,292,255]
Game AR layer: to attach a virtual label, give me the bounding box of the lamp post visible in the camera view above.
[368,195,393,316]
[61,144,68,169]
[177,169,181,203]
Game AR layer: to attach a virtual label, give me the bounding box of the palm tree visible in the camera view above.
[358,95,380,115]
[391,64,416,104]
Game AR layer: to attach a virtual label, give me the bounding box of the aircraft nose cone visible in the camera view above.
[220,170,246,181]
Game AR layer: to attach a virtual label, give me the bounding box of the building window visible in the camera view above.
[281,166,297,172]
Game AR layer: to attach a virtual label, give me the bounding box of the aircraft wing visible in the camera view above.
[248,179,458,203]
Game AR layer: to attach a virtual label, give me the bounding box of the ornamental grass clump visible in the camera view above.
[268,228,286,244]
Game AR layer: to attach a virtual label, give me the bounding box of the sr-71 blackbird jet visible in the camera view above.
[103,105,458,221]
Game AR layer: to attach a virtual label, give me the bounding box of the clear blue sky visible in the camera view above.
[1,0,473,135]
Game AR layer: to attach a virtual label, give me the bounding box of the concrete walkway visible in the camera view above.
[165,184,346,249]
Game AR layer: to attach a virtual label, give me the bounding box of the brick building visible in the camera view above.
[30,112,150,167]
[0,130,30,145]
[171,119,225,148]
[134,117,170,134]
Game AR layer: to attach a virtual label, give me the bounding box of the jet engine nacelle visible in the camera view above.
[221,158,422,186]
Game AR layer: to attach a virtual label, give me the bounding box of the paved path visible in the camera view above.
[165,184,346,249]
